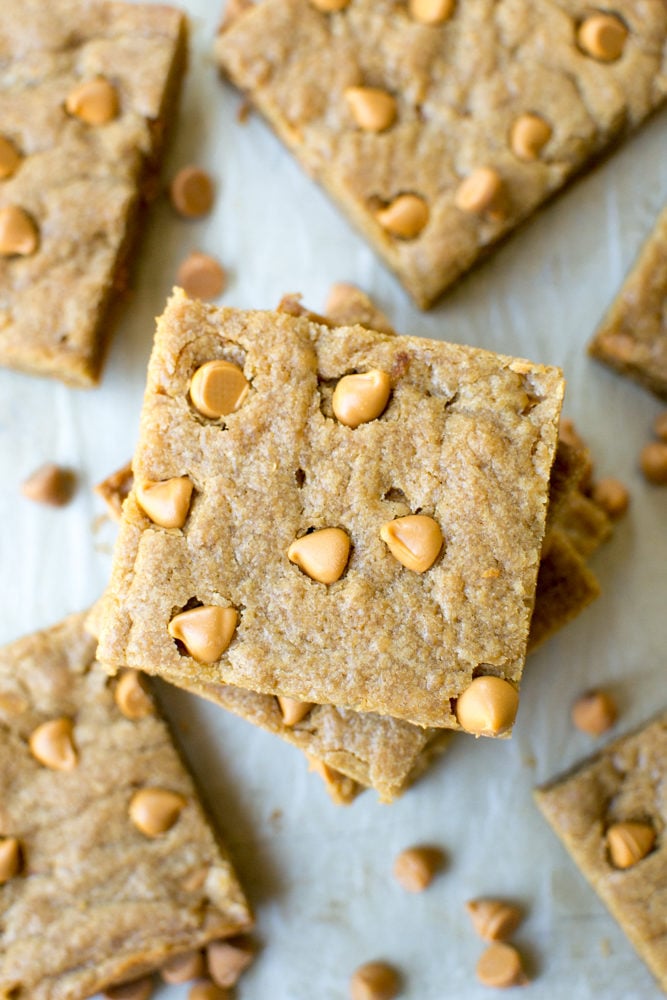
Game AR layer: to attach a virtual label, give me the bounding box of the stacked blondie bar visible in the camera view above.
[91,288,569,804]
[91,289,615,805]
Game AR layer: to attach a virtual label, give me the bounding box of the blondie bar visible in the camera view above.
[589,203,667,401]
[216,1,667,307]
[0,612,251,1000]
[96,290,564,729]
[0,0,187,385]
[536,713,667,991]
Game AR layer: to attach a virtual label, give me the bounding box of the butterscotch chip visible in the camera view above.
[189,982,228,1000]
[393,846,442,892]
[169,606,238,663]
[350,960,401,1000]
[578,14,628,62]
[510,114,552,161]
[640,441,667,484]
[287,527,351,583]
[308,0,350,10]
[21,463,76,506]
[571,689,617,736]
[380,515,443,573]
[135,476,194,529]
[376,194,428,239]
[408,0,454,25]
[161,950,205,984]
[476,942,527,988]
[455,676,519,737]
[207,937,255,987]
[0,135,21,179]
[465,899,523,942]
[190,360,250,418]
[332,370,391,427]
[324,282,395,335]
[29,717,77,771]
[277,696,313,726]
[95,461,134,522]
[589,478,629,520]
[345,87,397,132]
[103,978,154,1000]
[170,166,215,218]
[607,822,655,869]
[0,837,20,885]
[455,167,504,215]
[0,205,38,256]
[654,411,667,442]
[129,788,187,838]
[177,252,227,300]
[66,77,119,125]
[115,670,155,721]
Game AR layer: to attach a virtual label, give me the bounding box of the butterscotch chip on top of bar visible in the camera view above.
[0,612,251,1000]
[535,713,667,991]
[96,289,563,730]
[215,1,667,308]
[589,204,667,401]
[0,0,187,386]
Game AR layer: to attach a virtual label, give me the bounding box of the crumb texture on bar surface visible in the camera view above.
[589,203,667,400]
[216,0,667,307]
[0,0,187,385]
[97,290,563,729]
[0,611,251,1000]
[536,713,667,991]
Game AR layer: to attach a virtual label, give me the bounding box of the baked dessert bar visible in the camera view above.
[536,713,667,992]
[96,290,564,729]
[0,612,251,1000]
[91,432,604,800]
[215,0,667,307]
[0,0,187,385]
[589,203,667,401]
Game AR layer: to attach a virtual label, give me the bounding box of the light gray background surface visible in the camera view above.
[0,2,666,997]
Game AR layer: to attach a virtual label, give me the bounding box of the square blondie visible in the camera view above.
[93,432,603,803]
[0,0,187,385]
[97,289,563,730]
[536,713,667,992]
[216,0,667,307]
[0,612,251,1000]
[589,204,667,401]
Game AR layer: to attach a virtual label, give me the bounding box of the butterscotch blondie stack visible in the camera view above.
[0,612,251,1000]
[96,290,563,734]
[0,0,187,385]
[216,1,667,307]
[589,204,667,400]
[536,713,667,991]
[91,428,606,804]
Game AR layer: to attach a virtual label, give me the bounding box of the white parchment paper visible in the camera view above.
[1,2,666,997]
